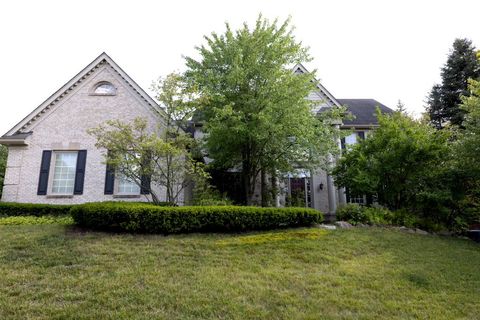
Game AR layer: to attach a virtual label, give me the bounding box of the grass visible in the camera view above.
[0,225,479,319]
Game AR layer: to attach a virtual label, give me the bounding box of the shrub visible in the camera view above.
[0,202,73,217]
[70,202,323,234]
[336,204,393,226]
[336,204,368,225]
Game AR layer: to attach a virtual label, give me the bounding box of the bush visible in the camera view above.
[336,204,393,226]
[71,202,323,234]
[0,202,73,217]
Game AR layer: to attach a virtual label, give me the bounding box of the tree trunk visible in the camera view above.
[151,191,161,205]
[244,172,254,206]
[270,169,279,207]
[261,168,268,207]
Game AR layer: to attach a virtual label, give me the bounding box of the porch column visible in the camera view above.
[338,187,347,206]
[326,173,336,215]
[326,154,337,216]
[334,123,346,207]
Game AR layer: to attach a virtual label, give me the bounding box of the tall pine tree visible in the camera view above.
[427,38,480,128]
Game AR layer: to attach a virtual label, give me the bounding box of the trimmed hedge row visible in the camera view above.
[0,201,172,218]
[70,202,323,234]
[0,202,73,217]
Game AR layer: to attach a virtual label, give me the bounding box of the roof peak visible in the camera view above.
[3,52,164,136]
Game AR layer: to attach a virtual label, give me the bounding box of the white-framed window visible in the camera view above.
[51,151,78,194]
[92,82,116,95]
[116,172,140,195]
[345,133,357,146]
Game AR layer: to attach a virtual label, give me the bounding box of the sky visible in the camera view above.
[1,0,479,135]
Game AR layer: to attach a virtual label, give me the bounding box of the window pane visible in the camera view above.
[118,173,140,194]
[94,83,116,95]
[345,133,357,146]
[52,152,77,194]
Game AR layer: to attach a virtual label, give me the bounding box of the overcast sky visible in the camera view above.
[1,0,479,134]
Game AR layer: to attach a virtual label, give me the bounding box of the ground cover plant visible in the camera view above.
[0,224,479,319]
[0,215,73,225]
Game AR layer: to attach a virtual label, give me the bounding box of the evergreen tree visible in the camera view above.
[427,38,480,128]
[395,100,407,114]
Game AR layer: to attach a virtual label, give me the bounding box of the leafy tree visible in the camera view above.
[451,79,480,227]
[89,73,207,204]
[185,15,343,205]
[456,79,480,176]
[0,145,7,198]
[333,110,450,214]
[427,38,480,128]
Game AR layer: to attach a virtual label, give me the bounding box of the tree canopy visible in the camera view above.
[185,16,343,204]
[89,73,207,205]
[427,38,480,128]
[333,110,450,212]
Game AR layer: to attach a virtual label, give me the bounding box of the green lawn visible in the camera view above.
[0,223,479,319]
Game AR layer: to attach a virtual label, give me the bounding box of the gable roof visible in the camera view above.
[337,99,393,126]
[2,52,165,138]
[292,63,341,107]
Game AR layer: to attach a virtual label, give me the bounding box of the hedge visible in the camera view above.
[0,202,73,217]
[0,201,172,218]
[70,202,323,234]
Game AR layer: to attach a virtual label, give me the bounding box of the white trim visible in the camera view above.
[292,63,342,108]
[48,150,78,196]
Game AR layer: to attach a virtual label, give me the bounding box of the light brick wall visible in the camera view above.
[1,64,181,204]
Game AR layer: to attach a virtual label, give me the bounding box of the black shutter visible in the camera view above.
[140,174,151,195]
[104,151,115,195]
[341,137,346,150]
[73,150,87,195]
[140,152,151,195]
[358,131,365,140]
[37,150,52,195]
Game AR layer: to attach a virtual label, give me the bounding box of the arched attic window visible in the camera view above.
[92,82,116,95]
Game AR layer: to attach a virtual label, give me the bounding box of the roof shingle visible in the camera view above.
[336,99,393,126]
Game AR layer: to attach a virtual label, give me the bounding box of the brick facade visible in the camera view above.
[1,59,177,204]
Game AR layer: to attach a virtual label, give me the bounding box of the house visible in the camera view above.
[192,64,393,218]
[0,53,392,217]
[0,53,175,204]
[288,64,393,217]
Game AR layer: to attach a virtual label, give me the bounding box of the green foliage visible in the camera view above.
[189,162,232,206]
[336,204,393,226]
[450,78,480,228]
[89,72,209,204]
[185,15,344,204]
[285,190,306,207]
[0,215,73,225]
[88,117,207,205]
[332,110,466,230]
[0,202,73,217]
[0,145,7,198]
[191,183,232,206]
[70,202,323,234]
[427,38,480,128]
[456,79,480,176]
[334,110,450,211]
